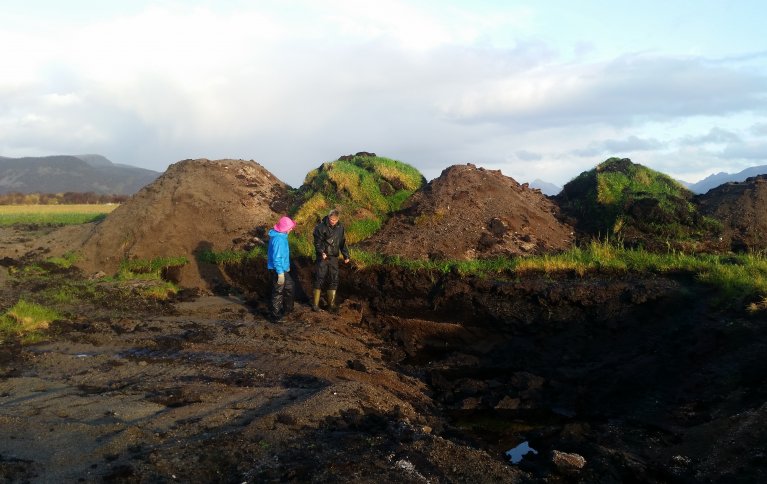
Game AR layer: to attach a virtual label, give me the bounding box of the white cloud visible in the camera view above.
[679,127,741,145]
[515,150,542,161]
[751,122,767,135]
[603,135,665,152]
[720,142,767,160]
[439,54,767,128]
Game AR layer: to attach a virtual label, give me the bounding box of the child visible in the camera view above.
[266,216,296,323]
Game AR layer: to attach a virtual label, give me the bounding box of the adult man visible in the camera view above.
[311,209,350,312]
[267,216,296,323]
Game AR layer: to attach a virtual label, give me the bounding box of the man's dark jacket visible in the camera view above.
[313,216,350,259]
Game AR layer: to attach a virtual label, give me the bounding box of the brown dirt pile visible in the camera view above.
[362,164,574,260]
[77,159,289,288]
[697,175,767,252]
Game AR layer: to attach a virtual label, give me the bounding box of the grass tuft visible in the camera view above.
[0,299,61,344]
[45,251,80,269]
[117,256,188,279]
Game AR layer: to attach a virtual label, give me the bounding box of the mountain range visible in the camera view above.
[2,154,766,197]
[529,178,562,196]
[0,155,160,195]
[683,164,767,194]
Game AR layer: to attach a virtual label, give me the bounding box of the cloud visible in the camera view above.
[602,135,665,152]
[515,150,542,161]
[720,142,767,160]
[679,127,741,145]
[570,146,605,158]
[751,122,767,136]
[570,135,664,157]
[438,54,767,128]
[1,2,766,189]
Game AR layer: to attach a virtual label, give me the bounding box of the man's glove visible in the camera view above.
[277,273,285,285]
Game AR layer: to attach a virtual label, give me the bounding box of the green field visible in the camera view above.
[0,204,117,226]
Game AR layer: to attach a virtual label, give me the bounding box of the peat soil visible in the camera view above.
[2,239,767,482]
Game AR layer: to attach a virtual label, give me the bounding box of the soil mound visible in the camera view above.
[557,157,724,251]
[77,159,289,288]
[290,154,425,246]
[361,164,574,260]
[697,175,767,252]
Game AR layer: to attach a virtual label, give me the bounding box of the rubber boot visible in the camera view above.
[312,289,321,312]
[326,289,338,313]
[270,274,285,323]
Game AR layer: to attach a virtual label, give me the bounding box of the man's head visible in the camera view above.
[328,209,340,226]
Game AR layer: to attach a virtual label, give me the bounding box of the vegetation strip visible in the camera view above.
[197,240,767,308]
[0,204,117,226]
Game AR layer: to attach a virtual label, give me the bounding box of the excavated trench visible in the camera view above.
[2,252,764,481]
[226,258,767,482]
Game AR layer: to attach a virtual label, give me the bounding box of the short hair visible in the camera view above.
[328,209,340,219]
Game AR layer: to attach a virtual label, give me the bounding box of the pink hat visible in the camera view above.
[273,216,296,233]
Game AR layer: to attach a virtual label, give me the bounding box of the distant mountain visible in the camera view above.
[687,164,767,194]
[529,178,561,196]
[0,155,161,195]
[74,154,114,167]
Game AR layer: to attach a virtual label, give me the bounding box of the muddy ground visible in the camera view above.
[2,227,767,483]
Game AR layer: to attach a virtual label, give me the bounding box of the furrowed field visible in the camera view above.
[0,204,118,226]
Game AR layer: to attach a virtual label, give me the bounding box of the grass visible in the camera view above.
[514,241,767,306]
[117,256,188,278]
[0,204,117,226]
[111,256,189,300]
[560,158,707,242]
[0,299,61,344]
[289,234,315,258]
[366,157,424,192]
[0,251,200,346]
[45,251,80,269]
[152,239,767,309]
[346,218,383,243]
[359,241,767,306]
[292,156,426,246]
[594,158,688,208]
[196,246,266,265]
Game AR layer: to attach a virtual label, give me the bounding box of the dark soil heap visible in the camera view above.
[361,164,574,260]
[697,174,767,252]
[77,159,289,288]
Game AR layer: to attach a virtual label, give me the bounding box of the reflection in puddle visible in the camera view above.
[506,441,537,464]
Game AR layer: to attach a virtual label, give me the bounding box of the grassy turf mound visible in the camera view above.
[557,157,722,251]
[289,154,426,255]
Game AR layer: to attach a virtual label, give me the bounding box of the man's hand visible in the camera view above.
[277,273,285,285]
[322,252,327,260]
[343,258,350,264]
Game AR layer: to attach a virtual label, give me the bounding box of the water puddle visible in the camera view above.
[505,441,538,464]
[119,348,254,368]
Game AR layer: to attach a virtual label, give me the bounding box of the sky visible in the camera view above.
[2,0,766,187]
